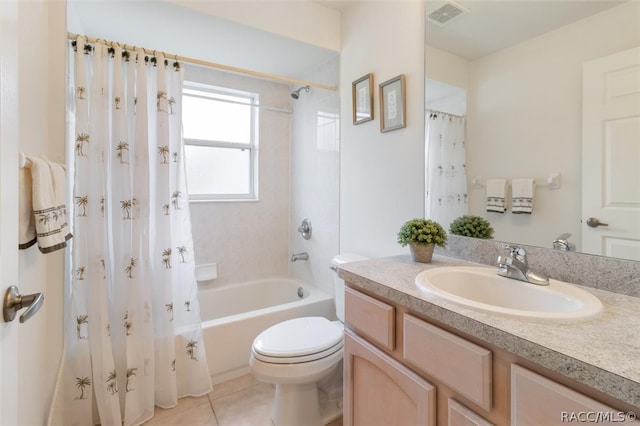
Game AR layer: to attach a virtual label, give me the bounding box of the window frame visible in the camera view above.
[182,81,259,202]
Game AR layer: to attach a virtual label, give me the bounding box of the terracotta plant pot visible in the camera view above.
[409,243,435,263]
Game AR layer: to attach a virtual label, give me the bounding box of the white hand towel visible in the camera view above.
[28,158,72,253]
[486,178,507,213]
[512,178,535,214]
[19,165,37,249]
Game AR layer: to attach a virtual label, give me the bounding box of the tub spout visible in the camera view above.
[291,252,309,262]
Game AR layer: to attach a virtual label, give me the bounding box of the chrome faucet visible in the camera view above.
[497,245,549,286]
[291,252,309,262]
[553,233,575,251]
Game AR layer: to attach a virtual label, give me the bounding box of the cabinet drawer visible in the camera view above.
[511,365,639,426]
[344,287,395,351]
[448,398,494,426]
[403,314,492,410]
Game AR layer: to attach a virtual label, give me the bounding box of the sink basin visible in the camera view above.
[415,266,603,321]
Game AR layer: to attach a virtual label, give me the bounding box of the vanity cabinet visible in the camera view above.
[344,285,637,426]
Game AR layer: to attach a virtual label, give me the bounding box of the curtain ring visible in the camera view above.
[160,51,168,67]
[173,54,181,72]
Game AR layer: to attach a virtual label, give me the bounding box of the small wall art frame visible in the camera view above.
[352,73,374,125]
[379,74,406,132]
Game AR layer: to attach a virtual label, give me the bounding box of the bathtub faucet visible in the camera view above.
[291,252,309,262]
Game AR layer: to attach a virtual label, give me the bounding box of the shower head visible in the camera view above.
[291,85,310,99]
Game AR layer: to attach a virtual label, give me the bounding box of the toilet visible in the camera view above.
[249,254,368,426]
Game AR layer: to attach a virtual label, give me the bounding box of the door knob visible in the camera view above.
[3,285,44,323]
[586,217,609,228]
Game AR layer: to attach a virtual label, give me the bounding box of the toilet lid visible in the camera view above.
[253,317,343,358]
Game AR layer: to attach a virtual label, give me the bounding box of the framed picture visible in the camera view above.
[352,73,373,125]
[379,74,406,132]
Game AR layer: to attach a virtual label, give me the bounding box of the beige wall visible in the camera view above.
[339,1,426,258]
[166,0,341,52]
[425,45,469,91]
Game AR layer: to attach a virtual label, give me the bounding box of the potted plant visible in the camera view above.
[449,215,494,239]
[397,218,447,263]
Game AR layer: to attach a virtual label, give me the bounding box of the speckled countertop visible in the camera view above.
[339,254,640,410]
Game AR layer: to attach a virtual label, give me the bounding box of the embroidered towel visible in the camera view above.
[486,179,507,213]
[512,178,536,214]
[21,157,72,253]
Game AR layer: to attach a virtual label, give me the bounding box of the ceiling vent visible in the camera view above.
[427,1,469,26]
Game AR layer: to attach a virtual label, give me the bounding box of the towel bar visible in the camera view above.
[470,173,561,190]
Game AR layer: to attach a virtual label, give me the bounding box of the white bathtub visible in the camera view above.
[199,278,335,384]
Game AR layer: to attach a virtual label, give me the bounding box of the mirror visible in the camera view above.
[424,0,640,260]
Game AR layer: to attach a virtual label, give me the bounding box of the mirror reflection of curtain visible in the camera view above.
[425,111,468,230]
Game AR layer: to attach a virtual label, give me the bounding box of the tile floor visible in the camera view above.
[144,374,343,426]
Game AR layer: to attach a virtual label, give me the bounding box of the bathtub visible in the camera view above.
[199,278,335,384]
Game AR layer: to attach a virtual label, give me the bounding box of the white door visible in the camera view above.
[582,46,640,260]
[0,0,21,424]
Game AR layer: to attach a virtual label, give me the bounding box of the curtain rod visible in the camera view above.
[67,32,337,92]
[426,108,465,119]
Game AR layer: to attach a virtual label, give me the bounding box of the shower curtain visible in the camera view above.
[49,38,211,426]
[425,111,468,230]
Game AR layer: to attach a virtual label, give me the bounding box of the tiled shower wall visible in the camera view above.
[188,57,339,290]
[188,66,291,286]
[289,57,341,297]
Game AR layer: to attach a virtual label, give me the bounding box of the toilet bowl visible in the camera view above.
[249,254,368,426]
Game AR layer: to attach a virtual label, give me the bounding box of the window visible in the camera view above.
[182,82,258,201]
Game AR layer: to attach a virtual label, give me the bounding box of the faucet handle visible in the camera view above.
[553,233,575,251]
[501,244,527,262]
[501,243,522,255]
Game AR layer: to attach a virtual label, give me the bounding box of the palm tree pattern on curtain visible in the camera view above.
[49,39,211,426]
[425,111,468,230]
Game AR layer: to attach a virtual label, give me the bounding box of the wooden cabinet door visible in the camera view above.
[344,330,436,426]
[512,365,639,425]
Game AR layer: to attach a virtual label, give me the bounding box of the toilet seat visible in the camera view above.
[252,340,343,364]
[252,317,343,364]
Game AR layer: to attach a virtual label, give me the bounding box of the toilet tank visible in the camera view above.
[332,254,369,322]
